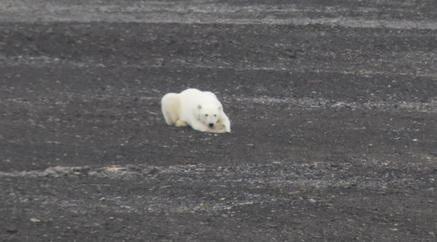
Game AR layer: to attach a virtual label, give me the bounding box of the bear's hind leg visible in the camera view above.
[162,110,174,125]
[161,93,180,125]
[175,120,188,127]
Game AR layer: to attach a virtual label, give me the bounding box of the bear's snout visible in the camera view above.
[209,123,214,128]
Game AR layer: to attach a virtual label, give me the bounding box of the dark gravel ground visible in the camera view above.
[1,1,437,241]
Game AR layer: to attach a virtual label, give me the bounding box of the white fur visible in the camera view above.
[161,88,231,133]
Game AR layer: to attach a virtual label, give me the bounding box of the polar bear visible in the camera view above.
[161,88,231,133]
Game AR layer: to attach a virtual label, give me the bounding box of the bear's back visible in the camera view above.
[180,89,218,103]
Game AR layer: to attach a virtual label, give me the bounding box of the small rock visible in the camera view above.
[103,166,124,172]
[6,228,18,234]
[30,218,41,223]
[331,102,347,108]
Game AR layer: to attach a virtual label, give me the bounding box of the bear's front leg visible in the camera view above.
[189,119,209,132]
[219,113,231,133]
[205,114,231,133]
[208,124,226,133]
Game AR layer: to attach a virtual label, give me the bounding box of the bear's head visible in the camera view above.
[197,103,223,129]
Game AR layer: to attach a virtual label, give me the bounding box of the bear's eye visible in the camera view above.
[214,114,217,117]
[205,114,208,117]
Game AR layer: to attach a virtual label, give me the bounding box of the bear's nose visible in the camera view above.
[209,123,214,128]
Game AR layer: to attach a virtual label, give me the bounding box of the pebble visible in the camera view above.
[30,218,41,223]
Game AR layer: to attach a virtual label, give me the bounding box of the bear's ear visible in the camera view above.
[197,104,202,110]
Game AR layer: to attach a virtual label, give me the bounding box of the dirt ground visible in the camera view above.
[1,0,437,241]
